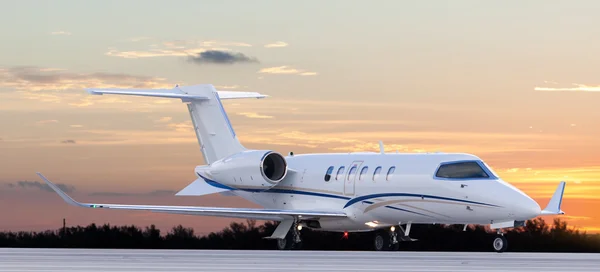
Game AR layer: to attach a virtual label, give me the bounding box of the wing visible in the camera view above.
[37,173,347,221]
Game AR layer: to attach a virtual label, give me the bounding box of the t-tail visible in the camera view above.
[86,84,267,165]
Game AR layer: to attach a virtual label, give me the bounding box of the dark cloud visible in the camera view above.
[7,181,75,193]
[89,190,176,197]
[61,139,76,144]
[188,50,258,65]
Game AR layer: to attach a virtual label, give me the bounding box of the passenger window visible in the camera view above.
[435,161,489,179]
[386,166,395,181]
[373,166,382,181]
[324,166,334,182]
[336,166,345,180]
[359,166,368,180]
[347,166,357,180]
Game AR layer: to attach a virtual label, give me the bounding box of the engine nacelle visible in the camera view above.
[206,150,288,190]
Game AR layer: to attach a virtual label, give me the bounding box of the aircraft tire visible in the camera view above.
[493,235,508,253]
[276,232,295,250]
[373,231,390,251]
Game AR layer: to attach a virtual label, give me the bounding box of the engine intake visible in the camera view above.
[261,152,287,183]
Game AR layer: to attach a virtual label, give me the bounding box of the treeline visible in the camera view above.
[1,218,599,252]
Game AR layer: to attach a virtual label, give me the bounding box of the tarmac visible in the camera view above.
[1,248,599,271]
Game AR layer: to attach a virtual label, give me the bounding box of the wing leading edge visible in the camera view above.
[37,173,346,221]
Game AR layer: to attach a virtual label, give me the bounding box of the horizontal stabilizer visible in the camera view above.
[541,181,566,215]
[175,178,230,196]
[37,172,347,221]
[86,85,267,101]
[215,91,268,100]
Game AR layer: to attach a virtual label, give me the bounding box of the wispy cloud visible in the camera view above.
[128,36,151,42]
[167,121,194,133]
[0,66,173,91]
[106,39,252,59]
[36,120,59,125]
[7,181,75,193]
[257,66,317,76]
[215,85,245,90]
[188,50,258,64]
[0,66,176,107]
[70,125,83,128]
[154,117,173,123]
[237,112,274,119]
[535,83,600,92]
[49,31,71,36]
[61,139,76,144]
[264,41,288,48]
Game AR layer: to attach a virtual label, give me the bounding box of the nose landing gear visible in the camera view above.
[493,230,508,253]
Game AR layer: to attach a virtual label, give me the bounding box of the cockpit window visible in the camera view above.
[435,161,490,179]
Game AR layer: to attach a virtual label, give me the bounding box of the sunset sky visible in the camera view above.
[1,0,600,235]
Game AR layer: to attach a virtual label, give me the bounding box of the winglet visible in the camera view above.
[541,181,566,215]
[36,172,86,208]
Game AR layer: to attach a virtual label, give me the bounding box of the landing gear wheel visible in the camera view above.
[373,231,395,251]
[276,235,294,250]
[276,230,297,250]
[374,233,387,251]
[276,225,302,250]
[493,235,508,253]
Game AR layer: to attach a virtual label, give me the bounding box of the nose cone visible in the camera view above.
[517,194,541,220]
[500,180,541,220]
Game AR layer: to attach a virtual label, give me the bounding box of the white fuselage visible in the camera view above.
[199,152,541,232]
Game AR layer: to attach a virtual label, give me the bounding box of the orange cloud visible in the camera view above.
[534,83,600,92]
[258,66,318,76]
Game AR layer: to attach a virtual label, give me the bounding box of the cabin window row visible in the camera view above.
[324,166,395,182]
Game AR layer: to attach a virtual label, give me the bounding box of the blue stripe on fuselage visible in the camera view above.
[344,193,501,208]
[384,205,435,218]
[199,174,499,209]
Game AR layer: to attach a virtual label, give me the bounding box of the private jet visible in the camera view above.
[39,84,566,252]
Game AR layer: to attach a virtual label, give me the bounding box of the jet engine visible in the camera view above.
[205,150,288,190]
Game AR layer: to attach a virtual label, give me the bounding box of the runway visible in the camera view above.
[1,248,599,272]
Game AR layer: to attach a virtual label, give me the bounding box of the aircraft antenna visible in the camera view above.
[378,140,384,154]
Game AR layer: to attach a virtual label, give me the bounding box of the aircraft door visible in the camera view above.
[344,161,363,196]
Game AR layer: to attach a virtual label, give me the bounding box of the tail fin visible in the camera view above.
[86,84,267,164]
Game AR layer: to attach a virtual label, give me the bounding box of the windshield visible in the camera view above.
[435,161,496,179]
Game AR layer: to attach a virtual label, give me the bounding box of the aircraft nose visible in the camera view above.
[516,192,541,220]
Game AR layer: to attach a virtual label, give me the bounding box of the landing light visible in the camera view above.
[297,225,303,231]
[390,226,396,232]
[365,221,378,228]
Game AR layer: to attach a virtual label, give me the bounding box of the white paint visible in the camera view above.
[40,84,566,236]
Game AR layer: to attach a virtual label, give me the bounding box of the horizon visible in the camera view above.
[1,0,600,234]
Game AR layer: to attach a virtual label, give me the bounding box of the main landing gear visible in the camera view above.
[493,230,508,253]
[373,228,399,251]
[373,223,414,251]
[276,221,303,250]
